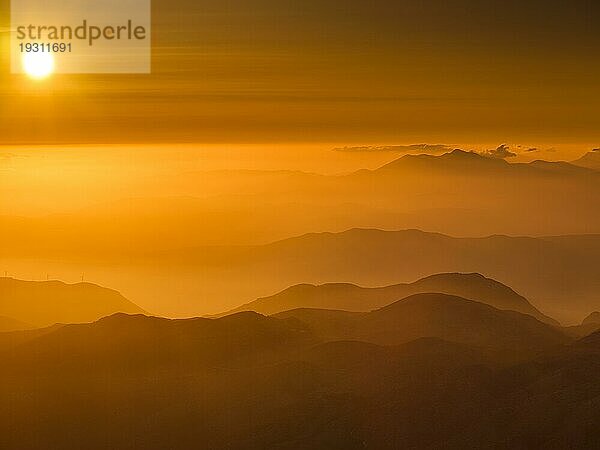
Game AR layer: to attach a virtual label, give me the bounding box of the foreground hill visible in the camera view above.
[0,312,314,372]
[275,293,569,364]
[0,278,145,327]
[456,331,600,449]
[1,310,597,449]
[226,273,557,325]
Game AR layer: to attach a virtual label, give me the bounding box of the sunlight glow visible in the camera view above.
[22,52,55,79]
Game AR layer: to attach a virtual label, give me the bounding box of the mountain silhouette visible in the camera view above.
[275,293,569,364]
[376,149,596,177]
[582,311,600,326]
[0,316,32,332]
[2,310,597,449]
[572,150,600,170]
[566,311,600,337]
[438,331,600,449]
[0,278,145,327]
[4,228,597,323]
[0,323,64,353]
[302,336,489,373]
[181,228,599,323]
[225,272,557,325]
[2,150,598,262]
[0,312,314,372]
[527,159,597,175]
[376,149,511,173]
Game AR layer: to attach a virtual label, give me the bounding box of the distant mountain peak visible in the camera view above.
[286,228,448,244]
[419,272,486,281]
[375,147,598,177]
[95,312,153,324]
[445,149,481,158]
[377,148,510,172]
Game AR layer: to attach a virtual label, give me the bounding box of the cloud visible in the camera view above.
[481,144,517,159]
[333,144,453,154]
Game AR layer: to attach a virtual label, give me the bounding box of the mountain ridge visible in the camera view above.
[0,278,145,327]
[275,292,570,364]
[375,149,596,177]
[222,272,557,326]
[572,150,600,170]
[0,306,596,449]
[0,316,32,332]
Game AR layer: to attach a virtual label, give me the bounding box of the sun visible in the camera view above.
[22,52,55,79]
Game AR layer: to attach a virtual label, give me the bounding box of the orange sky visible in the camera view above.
[1,0,599,148]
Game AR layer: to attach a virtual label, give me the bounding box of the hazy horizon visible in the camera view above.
[2,1,600,448]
